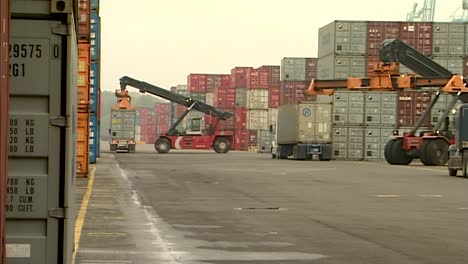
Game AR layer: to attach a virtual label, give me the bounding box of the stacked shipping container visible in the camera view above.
[89,1,101,164]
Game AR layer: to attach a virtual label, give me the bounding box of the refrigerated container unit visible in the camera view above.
[110,109,136,152]
[274,102,333,160]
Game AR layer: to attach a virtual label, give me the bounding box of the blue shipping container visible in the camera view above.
[96,119,100,157]
[90,12,101,62]
[89,114,99,164]
[90,62,99,113]
[91,0,100,11]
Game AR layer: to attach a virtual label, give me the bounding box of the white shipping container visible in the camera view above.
[318,20,368,57]
[268,108,278,127]
[277,102,332,144]
[281,57,307,81]
[318,54,367,79]
[205,92,215,106]
[246,109,269,130]
[247,89,269,109]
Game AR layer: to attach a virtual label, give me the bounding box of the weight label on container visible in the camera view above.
[6,244,31,258]
[6,176,47,217]
[9,38,52,95]
[9,115,49,156]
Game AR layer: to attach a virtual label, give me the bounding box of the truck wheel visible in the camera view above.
[463,151,468,178]
[155,138,171,153]
[385,138,413,165]
[420,139,449,166]
[448,168,457,176]
[277,146,287,159]
[272,153,277,159]
[214,138,230,153]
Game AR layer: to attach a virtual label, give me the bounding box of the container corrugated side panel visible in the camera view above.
[318,20,368,57]
[90,12,100,62]
[77,112,89,176]
[246,109,268,130]
[432,22,465,56]
[0,0,8,260]
[246,89,268,109]
[431,56,463,75]
[332,126,348,160]
[89,114,98,164]
[313,104,332,143]
[235,88,247,108]
[347,127,365,160]
[257,129,273,153]
[89,62,99,113]
[277,103,298,144]
[318,54,366,79]
[78,0,91,41]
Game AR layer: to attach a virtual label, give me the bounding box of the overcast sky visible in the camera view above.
[99,0,464,91]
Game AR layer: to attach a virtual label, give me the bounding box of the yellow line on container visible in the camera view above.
[72,166,97,264]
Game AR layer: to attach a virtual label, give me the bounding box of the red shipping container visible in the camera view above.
[399,22,433,56]
[218,108,236,130]
[214,86,236,108]
[398,91,432,128]
[269,86,280,108]
[78,0,91,41]
[235,107,247,130]
[280,81,312,106]
[247,68,260,89]
[188,74,208,92]
[367,22,400,56]
[248,130,257,147]
[231,67,253,88]
[234,129,248,151]
[305,58,318,81]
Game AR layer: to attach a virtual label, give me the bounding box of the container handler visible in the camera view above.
[109,89,137,152]
[119,76,234,153]
[305,38,468,166]
[447,103,468,177]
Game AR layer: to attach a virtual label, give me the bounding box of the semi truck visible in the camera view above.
[273,101,333,160]
[109,90,136,152]
[447,103,468,177]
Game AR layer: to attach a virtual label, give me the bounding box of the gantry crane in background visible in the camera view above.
[406,0,436,21]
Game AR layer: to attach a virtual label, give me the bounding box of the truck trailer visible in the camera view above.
[273,101,333,160]
[109,90,136,152]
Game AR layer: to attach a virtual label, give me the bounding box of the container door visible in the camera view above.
[7,19,76,264]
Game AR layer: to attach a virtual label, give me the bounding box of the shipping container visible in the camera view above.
[269,86,280,108]
[89,62,99,113]
[188,74,207,92]
[91,0,100,11]
[234,129,248,151]
[247,89,269,109]
[277,102,332,144]
[364,91,398,127]
[189,92,206,103]
[432,22,465,56]
[268,108,278,127]
[248,129,258,147]
[318,54,367,79]
[367,21,400,56]
[399,22,433,56]
[246,109,268,130]
[231,67,253,88]
[78,43,90,105]
[332,91,365,125]
[281,57,307,81]
[257,129,273,153]
[430,93,460,131]
[205,92,215,106]
[89,114,98,164]
[247,68,260,89]
[0,0,8,260]
[78,0,91,41]
[306,58,318,80]
[279,80,312,106]
[431,56,464,75]
[7,18,77,264]
[218,108,236,131]
[77,112,89,176]
[110,109,136,152]
[318,20,368,57]
[90,11,101,62]
[235,107,247,131]
[214,85,235,108]
[235,88,247,107]
[259,65,281,88]
[398,91,432,128]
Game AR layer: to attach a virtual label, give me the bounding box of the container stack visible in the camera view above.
[89,0,101,164]
[76,0,92,177]
[279,58,317,106]
[155,103,171,138]
[138,107,156,144]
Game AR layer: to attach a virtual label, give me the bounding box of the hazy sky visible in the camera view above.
[99,0,464,92]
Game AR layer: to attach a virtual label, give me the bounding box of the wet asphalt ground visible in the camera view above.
[74,143,468,264]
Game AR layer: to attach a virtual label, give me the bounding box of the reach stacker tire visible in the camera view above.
[384,138,413,165]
